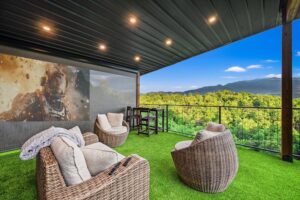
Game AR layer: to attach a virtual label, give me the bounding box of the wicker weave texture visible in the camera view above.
[171,130,238,193]
[36,135,150,200]
[83,132,99,145]
[94,119,129,148]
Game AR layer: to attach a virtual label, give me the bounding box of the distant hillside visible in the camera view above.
[145,78,300,97]
[184,78,300,97]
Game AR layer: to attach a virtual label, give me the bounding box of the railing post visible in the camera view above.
[219,106,222,124]
[166,104,169,132]
[281,0,293,162]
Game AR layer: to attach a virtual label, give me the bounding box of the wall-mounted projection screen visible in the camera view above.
[0,46,136,151]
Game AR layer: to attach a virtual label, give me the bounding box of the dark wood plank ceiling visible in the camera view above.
[0,0,299,74]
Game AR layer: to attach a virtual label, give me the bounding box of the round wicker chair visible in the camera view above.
[171,130,238,193]
[94,118,130,148]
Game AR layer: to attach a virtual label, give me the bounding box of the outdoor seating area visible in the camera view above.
[0,1,299,199]
[0,131,299,200]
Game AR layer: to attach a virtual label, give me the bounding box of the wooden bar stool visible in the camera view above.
[126,106,140,129]
[138,108,156,136]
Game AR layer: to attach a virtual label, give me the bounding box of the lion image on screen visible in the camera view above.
[0,54,90,121]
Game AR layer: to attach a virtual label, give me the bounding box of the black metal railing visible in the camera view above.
[141,103,300,159]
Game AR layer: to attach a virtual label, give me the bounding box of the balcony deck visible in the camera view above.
[0,131,299,200]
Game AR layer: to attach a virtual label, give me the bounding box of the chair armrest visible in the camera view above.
[83,132,99,145]
[47,154,150,200]
[36,147,66,199]
[122,120,130,132]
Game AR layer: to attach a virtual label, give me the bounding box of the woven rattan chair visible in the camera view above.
[171,130,238,193]
[36,132,150,200]
[94,118,130,148]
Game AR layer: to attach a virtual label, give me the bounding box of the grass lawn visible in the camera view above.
[1,131,300,200]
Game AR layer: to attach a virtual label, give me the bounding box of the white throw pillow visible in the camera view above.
[107,113,123,127]
[69,126,85,147]
[206,122,226,132]
[81,142,125,176]
[97,114,112,130]
[51,137,91,186]
[191,130,221,146]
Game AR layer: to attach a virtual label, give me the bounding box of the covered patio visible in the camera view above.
[0,0,300,199]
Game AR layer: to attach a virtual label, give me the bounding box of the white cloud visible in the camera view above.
[174,86,183,89]
[296,51,300,57]
[222,76,237,79]
[190,85,198,89]
[265,74,281,78]
[264,59,279,63]
[225,66,246,72]
[247,64,262,69]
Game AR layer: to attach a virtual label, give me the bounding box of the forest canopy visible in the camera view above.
[141,90,300,156]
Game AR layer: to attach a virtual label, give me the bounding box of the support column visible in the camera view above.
[136,72,140,107]
[281,0,293,162]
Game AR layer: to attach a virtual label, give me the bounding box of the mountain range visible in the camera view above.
[149,78,300,97]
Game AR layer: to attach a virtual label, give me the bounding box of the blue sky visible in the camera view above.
[141,19,300,93]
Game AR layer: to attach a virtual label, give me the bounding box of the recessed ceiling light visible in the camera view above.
[165,38,173,46]
[208,15,217,24]
[42,25,51,32]
[129,16,137,25]
[134,55,141,62]
[99,43,107,51]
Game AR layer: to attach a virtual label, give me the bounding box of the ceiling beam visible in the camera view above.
[287,0,300,22]
[281,0,300,23]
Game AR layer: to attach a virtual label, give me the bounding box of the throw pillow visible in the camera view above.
[97,114,112,130]
[81,142,125,176]
[206,122,226,132]
[107,113,123,127]
[191,130,220,146]
[51,137,91,186]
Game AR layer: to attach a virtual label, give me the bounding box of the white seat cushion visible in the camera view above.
[81,142,125,176]
[107,113,124,127]
[51,137,91,186]
[106,126,128,135]
[206,122,226,132]
[97,114,112,130]
[175,140,193,150]
[69,126,85,147]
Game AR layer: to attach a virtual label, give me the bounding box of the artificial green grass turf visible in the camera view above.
[1,132,300,200]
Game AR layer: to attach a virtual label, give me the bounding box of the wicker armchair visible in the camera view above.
[94,118,130,147]
[36,132,150,200]
[171,130,238,193]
